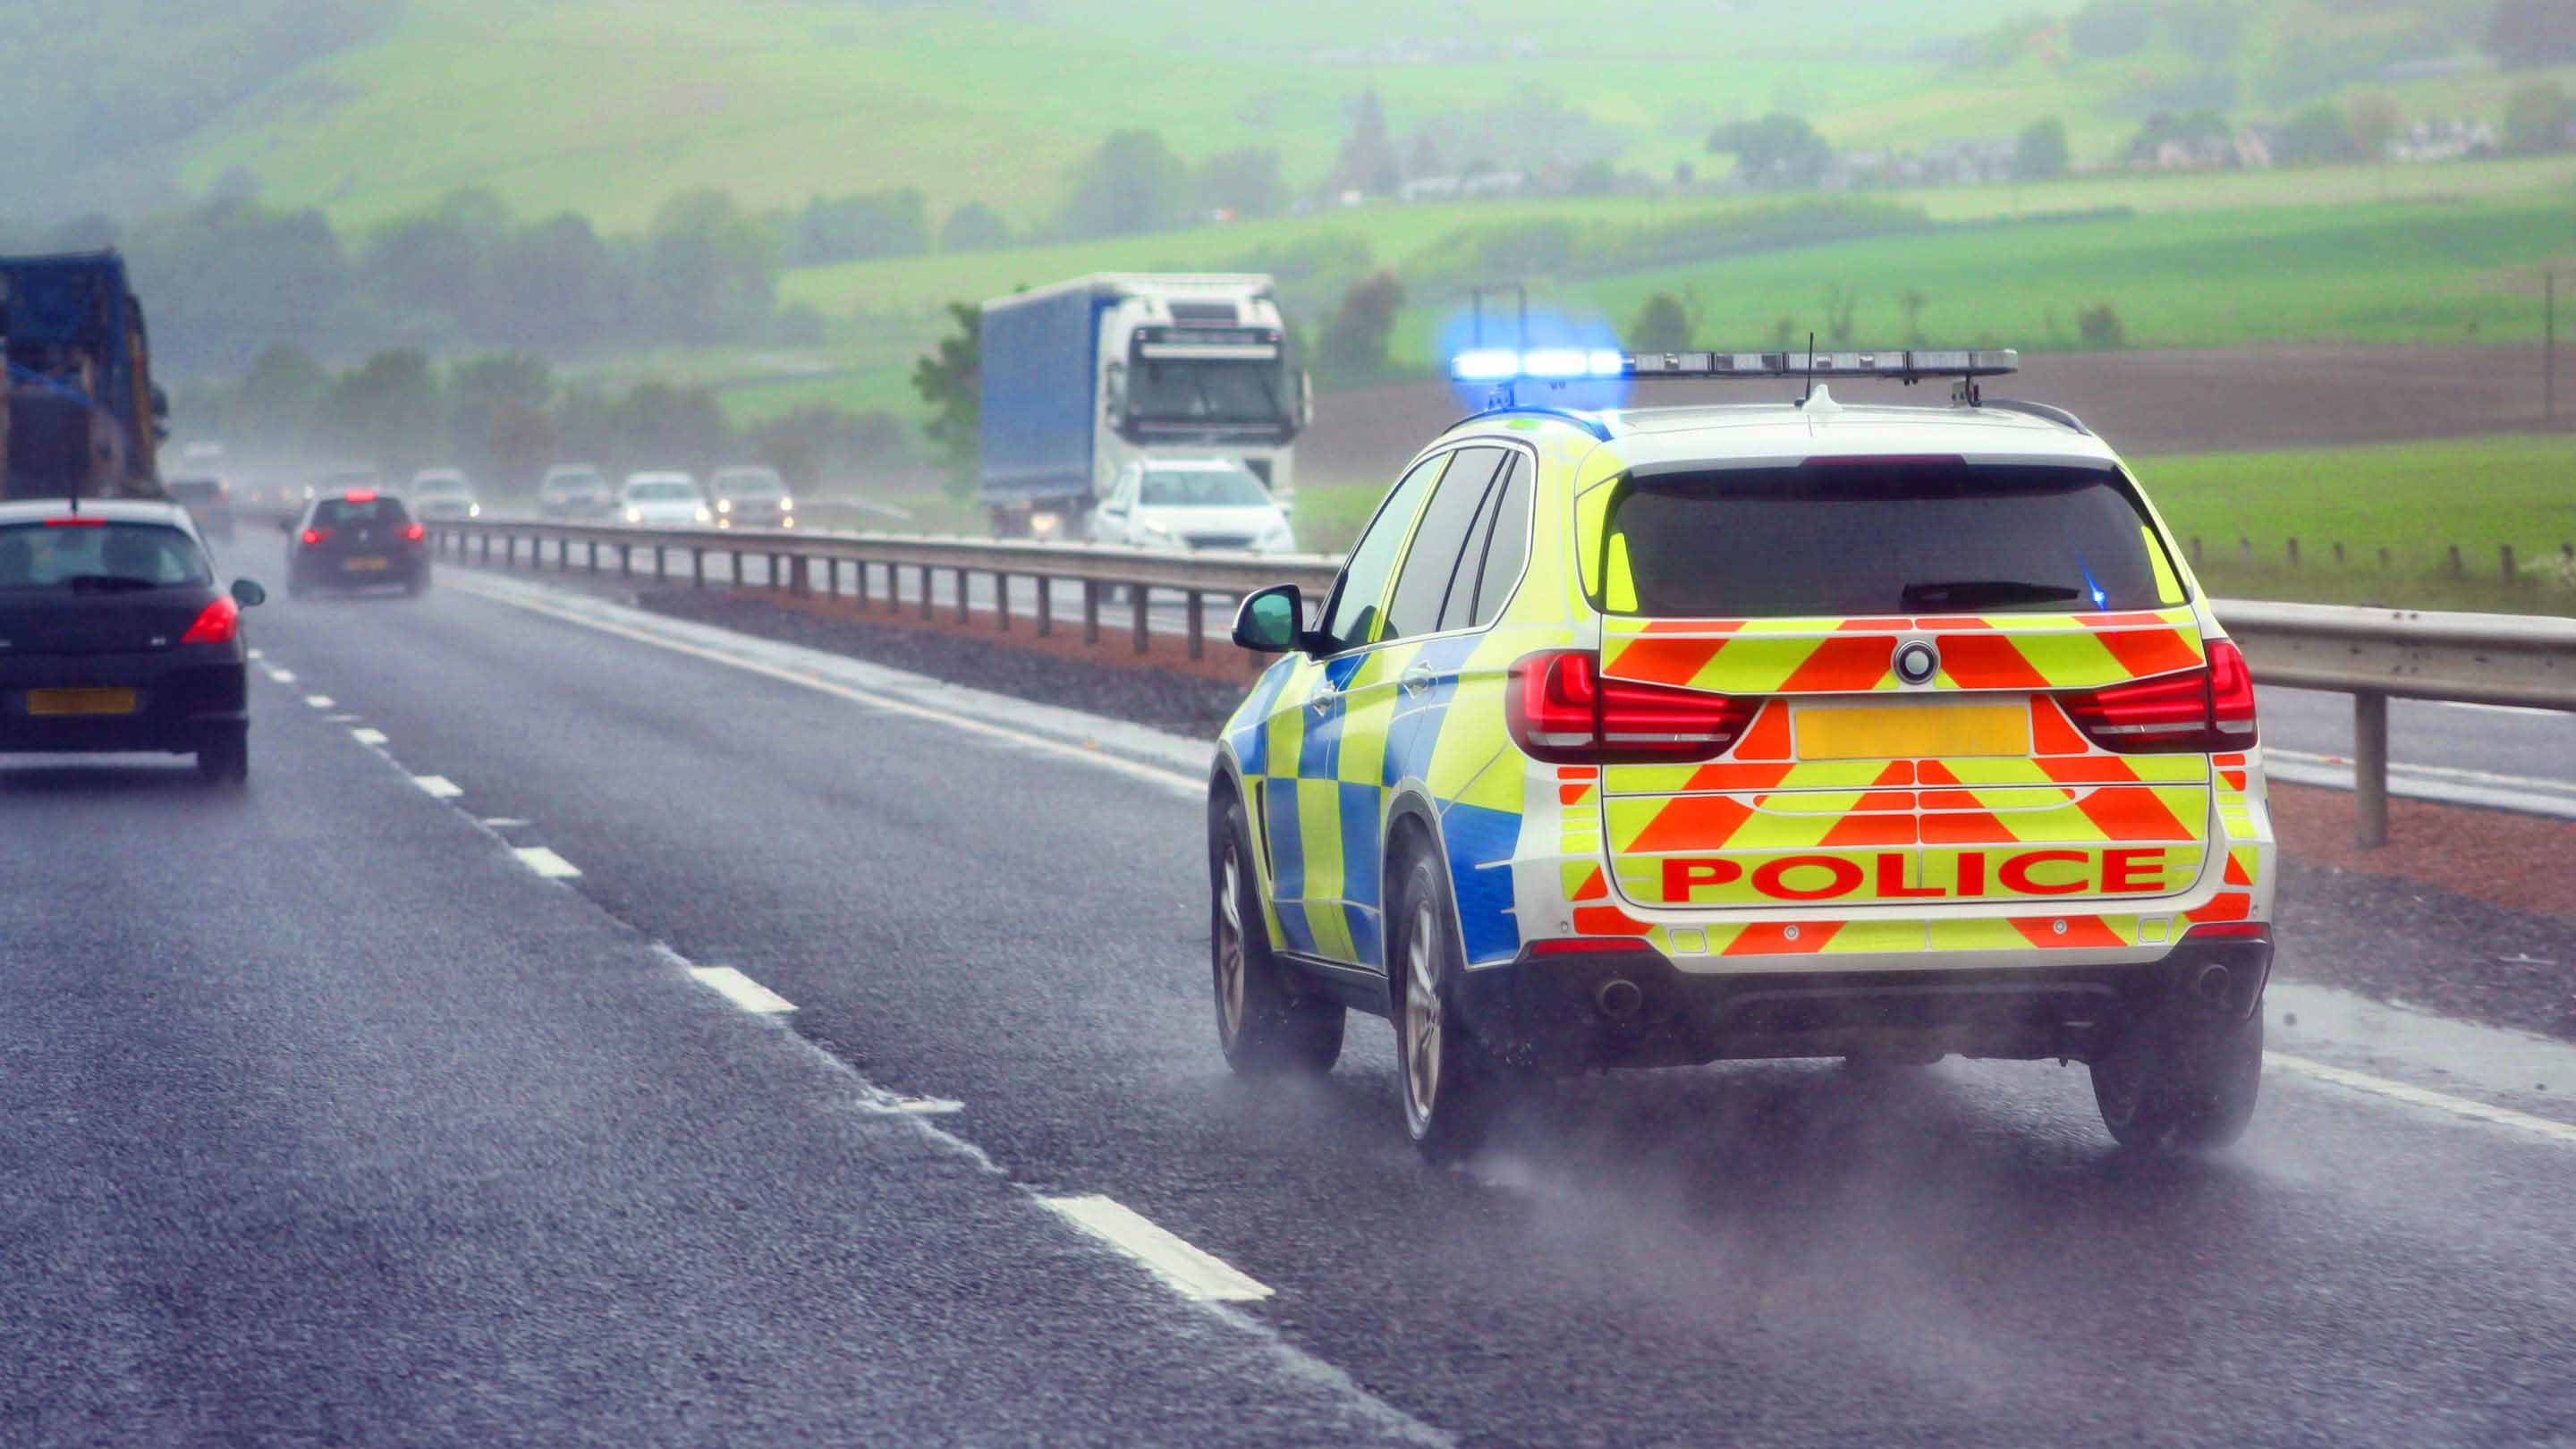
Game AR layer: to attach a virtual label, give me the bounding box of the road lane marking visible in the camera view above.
[513,845,581,878]
[266,667,296,683]
[323,714,362,723]
[869,1095,966,1116]
[479,817,530,828]
[350,727,389,745]
[449,575,1199,793]
[687,965,796,1014]
[2267,1053,2576,1147]
[2266,749,2576,820]
[2438,700,2563,718]
[1040,1195,1274,1303]
[247,648,262,659]
[413,775,462,799]
[304,695,335,708]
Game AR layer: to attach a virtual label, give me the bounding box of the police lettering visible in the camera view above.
[1657,849,2170,902]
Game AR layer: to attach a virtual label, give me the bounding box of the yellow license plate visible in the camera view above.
[29,688,137,716]
[1795,703,2030,760]
[345,556,391,572]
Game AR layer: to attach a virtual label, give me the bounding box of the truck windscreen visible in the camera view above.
[1129,361,1287,425]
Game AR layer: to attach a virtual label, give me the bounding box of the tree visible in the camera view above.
[2487,0,2576,69]
[640,188,778,344]
[2164,2,2248,64]
[2067,0,2154,60]
[1706,114,1833,191]
[1333,90,1402,196]
[1317,271,1403,382]
[1191,148,1284,220]
[939,201,1012,252]
[2013,118,2071,182]
[784,189,929,267]
[2273,105,2361,166]
[228,342,328,447]
[911,301,980,501]
[1058,130,1188,239]
[606,382,732,472]
[2348,93,2403,162]
[485,213,626,349]
[1630,292,1693,354]
[447,353,555,479]
[320,350,444,473]
[2504,81,2575,156]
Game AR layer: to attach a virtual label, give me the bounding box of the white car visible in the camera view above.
[1089,459,1296,554]
[619,471,711,528]
[410,468,483,521]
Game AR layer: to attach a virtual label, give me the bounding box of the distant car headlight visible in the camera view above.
[1139,517,1171,538]
[1030,512,1063,538]
[468,503,482,518]
[625,507,643,523]
[716,498,733,513]
[695,506,713,523]
[777,496,793,513]
[1256,523,1296,552]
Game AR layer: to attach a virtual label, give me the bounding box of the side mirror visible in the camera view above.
[231,578,267,607]
[1298,369,1313,429]
[1232,583,1304,654]
[1104,361,1128,423]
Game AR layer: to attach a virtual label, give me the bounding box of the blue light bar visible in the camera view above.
[1453,347,2020,383]
[1446,348,1628,382]
[1451,349,1521,382]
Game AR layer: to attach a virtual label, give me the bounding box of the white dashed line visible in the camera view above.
[687,966,796,1014]
[412,775,462,799]
[2268,1053,2576,1148]
[1040,1196,1275,1302]
[323,714,361,723]
[512,845,581,879]
[350,727,388,745]
[479,817,530,828]
[304,695,334,708]
[246,648,263,660]
[266,667,296,683]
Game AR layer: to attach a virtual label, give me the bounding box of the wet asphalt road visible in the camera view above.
[6,542,2575,1447]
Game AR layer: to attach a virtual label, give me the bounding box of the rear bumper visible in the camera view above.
[1454,936,2274,1072]
[0,655,249,755]
[293,551,428,588]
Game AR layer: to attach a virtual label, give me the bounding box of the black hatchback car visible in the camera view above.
[0,499,265,782]
[288,490,430,597]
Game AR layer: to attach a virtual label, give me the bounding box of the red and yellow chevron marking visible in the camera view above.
[1601,608,2205,696]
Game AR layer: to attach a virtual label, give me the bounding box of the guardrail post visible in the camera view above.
[654,545,665,580]
[2332,541,2345,566]
[2285,538,2299,569]
[506,536,518,567]
[790,555,810,597]
[1083,580,1101,645]
[857,560,871,609]
[919,565,933,619]
[996,572,1011,631]
[732,549,745,589]
[1131,585,1149,654]
[480,533,491,564]
[588,540,599,572]
[619,544,631,578]
[826,558,839,599]
[2501,544,2516,581]
[692,548,706,588]
[2446,545,2463,578]
[1185,590,1205,660]
[1037,576,1054,637]
[2353,691,2389,849]
[954,568,970,624]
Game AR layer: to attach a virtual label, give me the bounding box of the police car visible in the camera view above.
[1210,348,2273,1159]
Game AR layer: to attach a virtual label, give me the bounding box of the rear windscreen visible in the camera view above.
[313,499,412,528]
[0,522,212,589]
[1596,460,2185,618]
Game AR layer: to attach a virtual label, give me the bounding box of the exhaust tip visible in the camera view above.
[1595,979,1644,1021]
[2195,963,2233,1004]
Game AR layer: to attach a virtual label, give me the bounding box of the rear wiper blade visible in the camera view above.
[64,574,160,593]
[1901,579,2083,611]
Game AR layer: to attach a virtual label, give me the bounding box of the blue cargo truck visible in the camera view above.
[979,273,1307,538]
[2,250,166,501]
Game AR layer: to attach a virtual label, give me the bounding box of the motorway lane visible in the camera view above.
[0,646,1443,1445]
[221,545,2576,1447]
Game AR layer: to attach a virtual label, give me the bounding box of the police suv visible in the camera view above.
[1210,349,2273,1160]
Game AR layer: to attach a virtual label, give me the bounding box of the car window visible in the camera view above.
[1383,447,1506,640]
[629,481,698,502]
[1319,452,1447,653]
[311,498,413,528]
[1465,453,1532,628]
[1139,468,1267,507]
[1597,459,2186,617]
[0,521,211,589]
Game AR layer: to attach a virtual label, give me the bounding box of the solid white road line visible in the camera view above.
[2266,748,2576,820]
[2268,1053,2576,1148]
[304,695,335,708]
[687,965,797,1015]
[413,775,462,799]
[1040,1195,1275,1303]
[350,727,389,745]
[512,845,582,879]
[2438,700,2563,718]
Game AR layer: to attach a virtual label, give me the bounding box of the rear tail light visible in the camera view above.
[44,517,105,528]
[1506,649,1758,765]
[2056,639,2257,754]
[343,489,377,503]
[2183,921,2269,940]
[400,522,427,543]
[1528,937,1658,957]
[301,528,331,546]
[181,596,240,646]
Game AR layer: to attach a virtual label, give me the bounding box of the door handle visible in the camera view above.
[1308,683,1338,716]
[1399,662,1437,698]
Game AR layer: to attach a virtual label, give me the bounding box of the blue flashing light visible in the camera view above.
[1448,349,1630,382]
[1451,349,1521,382]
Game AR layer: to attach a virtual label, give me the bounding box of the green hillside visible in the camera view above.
[163,0,2545,235]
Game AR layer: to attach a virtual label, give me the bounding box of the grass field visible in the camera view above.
[1277,432,2576,614]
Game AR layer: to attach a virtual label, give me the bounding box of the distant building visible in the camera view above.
[2391,117,2501,163]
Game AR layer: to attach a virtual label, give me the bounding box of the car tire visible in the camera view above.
[1389,839,1512,1163]
[2090,1002,2263,1152]
[1209,792,1344,1077]
[196,733,249,785]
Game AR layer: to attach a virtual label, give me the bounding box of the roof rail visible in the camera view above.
[1978,398,2090,435]
[1443,404,1612,441]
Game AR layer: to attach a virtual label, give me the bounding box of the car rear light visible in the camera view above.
[1528,937,1658,956]
[344,489,377,503]
[1506,649,1759,765]
[45,516,106,527]
[2183,921,2269,940]
[2055,640,2258,754]
[301,528,331,546]
[180,596,239,645]
[401,522,427,543]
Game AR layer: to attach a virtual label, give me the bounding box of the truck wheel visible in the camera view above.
[1210,792,1343,1077]
[2090,1004,2263,1151]
[1389,840,1512,1162]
